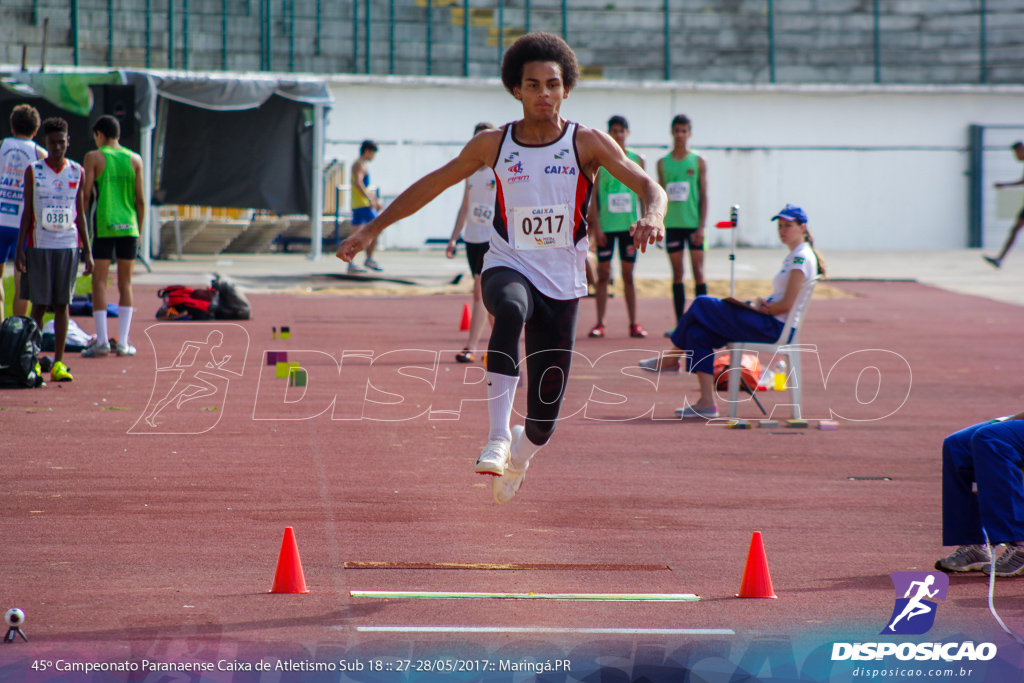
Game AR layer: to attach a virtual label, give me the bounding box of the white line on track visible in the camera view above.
[353,626,735,635]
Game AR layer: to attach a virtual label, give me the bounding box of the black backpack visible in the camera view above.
[211,275,251,320]
[0,316,44,388]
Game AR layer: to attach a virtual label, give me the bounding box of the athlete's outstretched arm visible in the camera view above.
[337,132,500,263]
[580,129,667,253]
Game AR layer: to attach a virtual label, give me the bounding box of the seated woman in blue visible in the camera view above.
[639,204,825,418]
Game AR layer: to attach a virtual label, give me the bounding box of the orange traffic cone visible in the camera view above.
[459,303,472,331]
[270,527,309,594]
[737,531,777,599]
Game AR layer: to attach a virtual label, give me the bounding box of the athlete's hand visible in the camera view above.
[589,225,607,248]
[337,226,375,263]
[81,253,94,276]
[631,214,666,253]
[446,240,457,258]
[14,250,26,273]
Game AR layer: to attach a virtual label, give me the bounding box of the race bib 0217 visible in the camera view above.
[512,204,573,251]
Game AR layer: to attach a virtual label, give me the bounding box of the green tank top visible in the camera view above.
[596,149,642,233]
[95,146,138,238]
[661,151,701,228]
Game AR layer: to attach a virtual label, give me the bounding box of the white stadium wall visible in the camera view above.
[325,76,1024,251]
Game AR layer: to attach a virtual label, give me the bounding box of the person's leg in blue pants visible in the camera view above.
[668,296,783,411]
[941,422,988,547]
[939,419,1024,574]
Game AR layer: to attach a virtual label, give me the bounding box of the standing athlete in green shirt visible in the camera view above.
[587,115,647,338]
[658,114,707,333]
[81,115,145,358]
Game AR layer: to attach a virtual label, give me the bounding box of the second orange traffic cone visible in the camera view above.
[459,303,472,331]
[737,531,777,599]
[269,527,309,594]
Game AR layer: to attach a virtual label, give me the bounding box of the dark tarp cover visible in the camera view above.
[153,94,313,214]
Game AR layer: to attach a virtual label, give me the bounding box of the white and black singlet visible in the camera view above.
[481,120,594,446]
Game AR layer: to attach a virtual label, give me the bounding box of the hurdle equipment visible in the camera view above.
[270,527,309,594]
[819,420,839,430]
[758,420,780,428]
[289,368,308,387]
[281,326,291,339]
[737,531,777,599]
[786,419,809,428]
[272,326,277,339]
[460,303,472,331]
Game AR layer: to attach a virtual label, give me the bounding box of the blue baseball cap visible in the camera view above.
[772,204,807,224]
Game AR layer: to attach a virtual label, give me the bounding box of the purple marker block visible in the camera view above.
[266,351,279,365]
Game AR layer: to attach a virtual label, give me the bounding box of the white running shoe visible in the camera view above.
[116,342,137,357]
[675,404,720,419]
[475,437,510,476]
[493,426,529,504]
[638,357,680,373]
[81,337,110,358]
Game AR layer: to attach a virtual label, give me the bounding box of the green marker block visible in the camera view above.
[787,419,809,428]
[289,368,307,387]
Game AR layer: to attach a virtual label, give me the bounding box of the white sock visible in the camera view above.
[94,310,109,346]
[486,371,518,443]
[510,428,543,470]
[119,306,134,346]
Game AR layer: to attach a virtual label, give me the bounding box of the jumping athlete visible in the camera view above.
[337,33,667,504]
[0,104,46,322]
[587,115,646,339]
[447,122,497,363]
[658,114,707,334]
[81,115,145,357]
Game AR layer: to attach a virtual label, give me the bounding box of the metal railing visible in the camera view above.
[6,0,1024,84]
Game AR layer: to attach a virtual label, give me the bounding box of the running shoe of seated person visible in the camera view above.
[982,545,1024,577]
[934,544,992,573]
[51,361,74,382]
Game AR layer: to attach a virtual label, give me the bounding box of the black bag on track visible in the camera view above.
[211,275,251,320]
[0,316,44,388]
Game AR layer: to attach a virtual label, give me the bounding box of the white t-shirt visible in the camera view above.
[28,158,83,250]
[483,121,592,300]
[766,241,817,322]
[462,166,497,244]
[0,137,46,230]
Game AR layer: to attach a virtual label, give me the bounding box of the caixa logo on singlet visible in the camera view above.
[544,166,576,175]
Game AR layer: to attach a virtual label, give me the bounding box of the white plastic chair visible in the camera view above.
[726,277,819,420]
